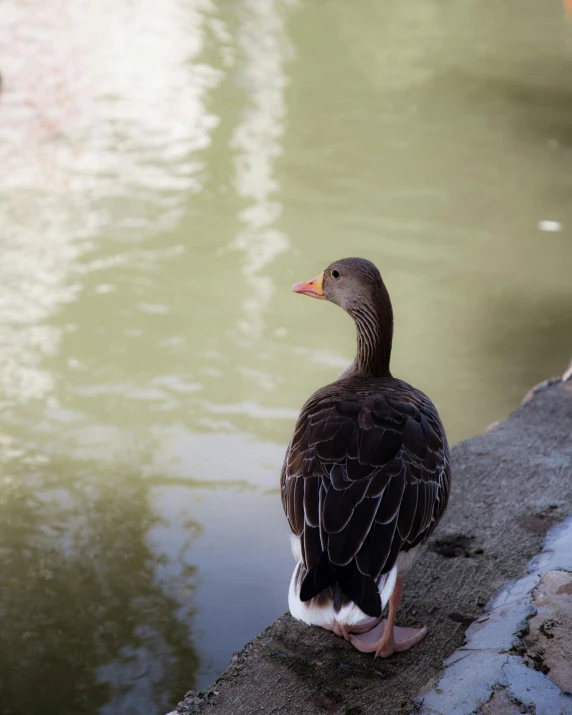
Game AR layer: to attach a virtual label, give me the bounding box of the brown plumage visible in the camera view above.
[282,257,450,657]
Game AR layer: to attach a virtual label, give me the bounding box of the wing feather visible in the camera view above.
[281,376,451,616]
[327,493,382,566]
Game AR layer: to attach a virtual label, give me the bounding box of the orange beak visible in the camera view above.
[291,272,325,300]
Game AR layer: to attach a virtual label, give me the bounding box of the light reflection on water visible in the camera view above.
[1,0,572,713]
[0,0,219,410]
[230,0,295,339]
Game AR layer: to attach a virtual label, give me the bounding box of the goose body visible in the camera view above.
[282,258,451,656]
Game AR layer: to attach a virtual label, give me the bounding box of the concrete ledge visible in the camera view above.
[418,517,572,715]
[170,363,572,715]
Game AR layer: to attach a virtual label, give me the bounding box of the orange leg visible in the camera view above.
[348,575,427,658]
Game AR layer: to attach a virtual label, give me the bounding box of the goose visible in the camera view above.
[282,257,450,657]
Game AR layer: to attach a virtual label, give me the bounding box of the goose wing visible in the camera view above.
[281,378,450,617]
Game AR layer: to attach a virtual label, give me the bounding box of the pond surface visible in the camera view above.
[1,1,572,713]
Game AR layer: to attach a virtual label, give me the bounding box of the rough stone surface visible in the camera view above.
[417,517,572,715]
[503,657,571,715]
[478,688,523,715]
[169,368,572,715]
[525,570,572,693]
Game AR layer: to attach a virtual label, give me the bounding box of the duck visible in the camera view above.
[281,257,450,657]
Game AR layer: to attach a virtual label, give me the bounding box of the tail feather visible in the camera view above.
[331,582,345,612]
[299,551,335,601]
[299,551,382,618]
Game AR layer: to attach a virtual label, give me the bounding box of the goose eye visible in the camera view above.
[331,269,340,278]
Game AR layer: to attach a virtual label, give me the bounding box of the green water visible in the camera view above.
[1,0,571,713]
